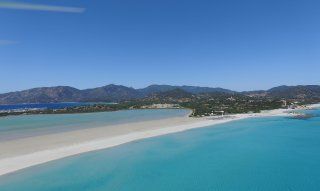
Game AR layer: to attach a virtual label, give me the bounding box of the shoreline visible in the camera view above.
[0,107,309,177]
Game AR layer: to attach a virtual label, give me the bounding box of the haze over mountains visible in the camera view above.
[0,84,319,105]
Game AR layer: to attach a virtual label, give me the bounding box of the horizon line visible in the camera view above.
[1,83,319,94]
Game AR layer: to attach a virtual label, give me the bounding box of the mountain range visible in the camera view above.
[0,84,319,105]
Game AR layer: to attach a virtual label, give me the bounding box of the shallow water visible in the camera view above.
[0,109,190,141]
[0,109,320,191]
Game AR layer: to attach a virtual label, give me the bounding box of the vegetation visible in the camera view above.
[1,85,320,118]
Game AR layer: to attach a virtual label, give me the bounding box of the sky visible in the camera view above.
[0,0,319,93]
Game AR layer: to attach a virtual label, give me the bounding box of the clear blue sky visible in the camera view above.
[0,0,319,93]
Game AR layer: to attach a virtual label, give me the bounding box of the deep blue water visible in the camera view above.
[0,109,320,191]
[0,102,89,111]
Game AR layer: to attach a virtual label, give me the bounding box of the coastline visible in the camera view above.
[0,107,304,177]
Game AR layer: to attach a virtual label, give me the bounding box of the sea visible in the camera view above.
[0,108,320,191]
[0,102,90,112]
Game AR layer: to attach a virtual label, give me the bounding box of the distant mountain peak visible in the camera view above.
[0,84,319,105]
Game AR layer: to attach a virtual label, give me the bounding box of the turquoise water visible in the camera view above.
[0,109,320,190]
[0,109,190,141]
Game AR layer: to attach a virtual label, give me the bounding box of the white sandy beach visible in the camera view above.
[0,108,297,176]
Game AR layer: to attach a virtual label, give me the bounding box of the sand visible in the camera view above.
[0,108,296,176]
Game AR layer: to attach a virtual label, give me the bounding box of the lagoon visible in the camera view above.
[0,109,190,141]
